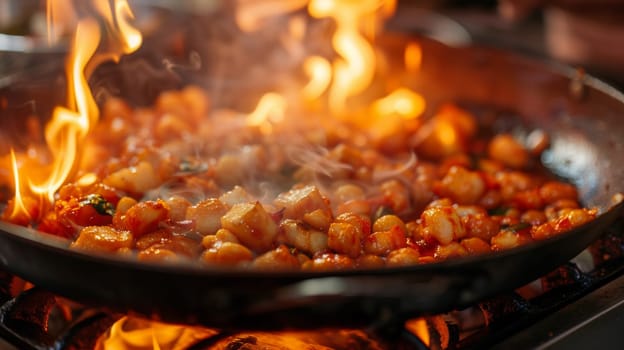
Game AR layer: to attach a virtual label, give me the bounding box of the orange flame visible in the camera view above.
[302,56,332,101]
[8,150,30,222]
[308,0,396,114]
[246,92,287,133]
[372,87,426,120]
[97,316,217,350]
[405,318,431,347]
[23,0,142,206]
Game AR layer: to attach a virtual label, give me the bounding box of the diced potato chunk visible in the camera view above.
[186,198,228,235]
[219,186,252,207]
[303,208,332,231]
[220,202,278,253]
[165,196,191,222]
[279,219,328,254]
[274,185,331,220]
[71,226,133,253]
[113,200,170,238]
[103,161,160,194]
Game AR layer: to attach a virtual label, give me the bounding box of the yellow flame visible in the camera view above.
[372,87,426,120]
[31,18,101,203]
[246,93,287,133]
[97,316,217,350]
[308,0,396,114]
[8,150,30,221]
[405,318,431,347]
[302,56,332,101]
[26,0,143,205]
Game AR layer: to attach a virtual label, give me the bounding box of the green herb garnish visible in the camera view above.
[502,222,531,233]
[80,194,115,216]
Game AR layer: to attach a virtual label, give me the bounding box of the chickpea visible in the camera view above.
[253,245,300,270]
[328,222,363,258]
[521,210,547,226]
[165,196,191,222]
[363,226,407,256]
[436,166,485,205]
[420,206,466,245]
[336,199,371,216]
[186,198,228,235]
[463,213,500,241]
[302,253,355,271]
[380,180,410,214]
[201,242,254,266]
[434,242,468,260]
[334,184,366,203]
[373,215,406,234]
[539,181,578,205]
[460,237,491,255]
[491,230,532,250]
[335,212,372,237]
[356,254,386,269]
[488,134,529,169]
[386,247,420,267]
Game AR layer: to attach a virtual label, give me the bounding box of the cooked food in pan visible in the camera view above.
[1,86,596,270]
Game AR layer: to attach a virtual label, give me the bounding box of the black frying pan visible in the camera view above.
[0,37,623,330]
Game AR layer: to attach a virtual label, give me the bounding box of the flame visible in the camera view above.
[98,316,381,349]
[302,56,333,101]
[372,88,426,120]
[405,318,431,347]
[97,317,217,350]
[308,0,396,114]
[8,150,30,222]
[20,0,143,208]
[246,92,287,133]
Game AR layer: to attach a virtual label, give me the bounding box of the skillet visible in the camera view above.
[0,37,623,329]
